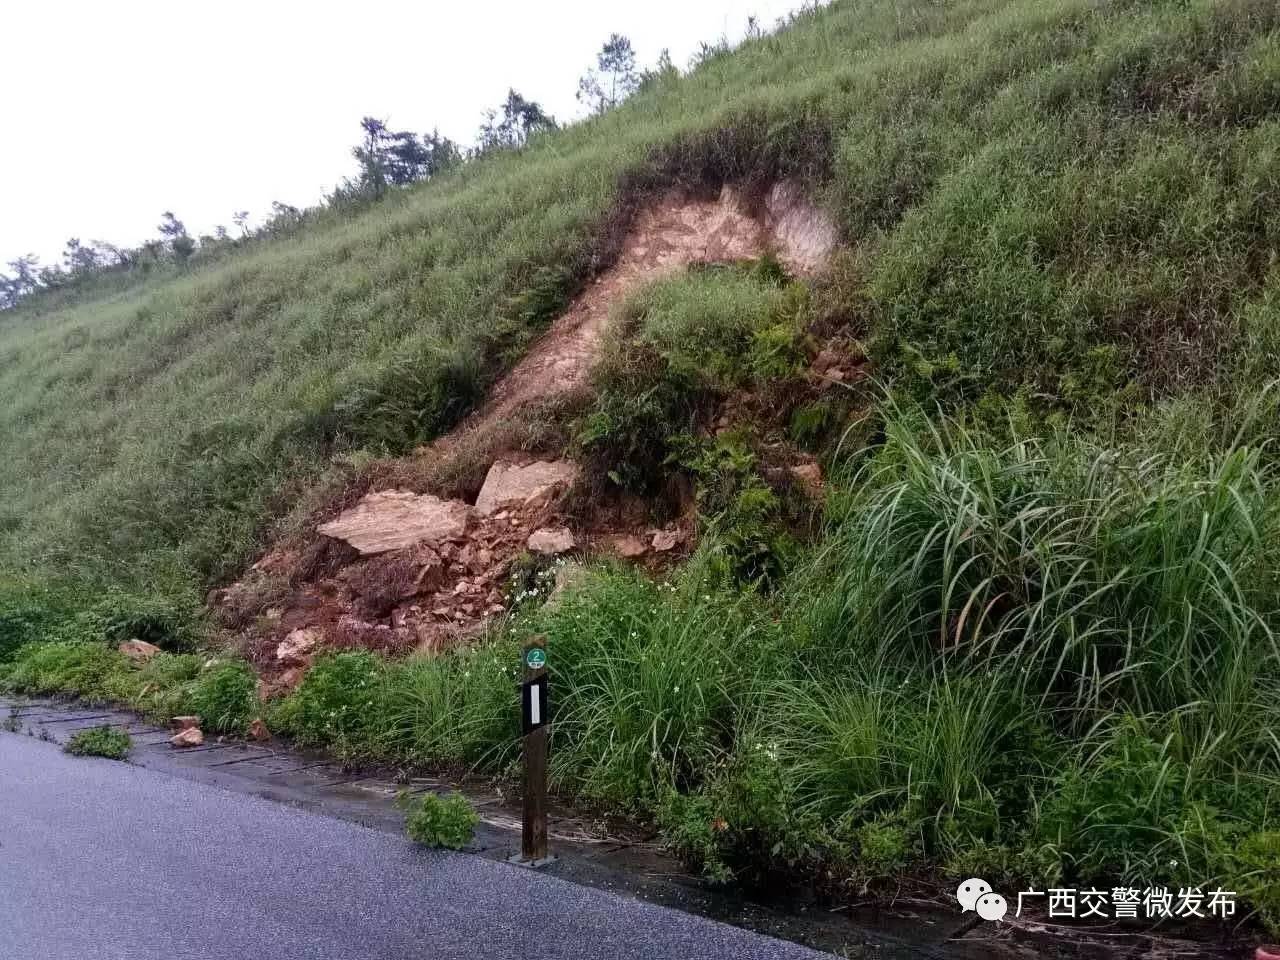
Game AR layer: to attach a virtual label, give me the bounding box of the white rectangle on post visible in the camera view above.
[530,688,540,725]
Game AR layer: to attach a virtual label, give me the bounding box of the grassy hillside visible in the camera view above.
[4,0,1280,932]
[4,0,1277,595]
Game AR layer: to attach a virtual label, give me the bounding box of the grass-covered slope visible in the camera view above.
[4,0,1280,932]
[4,0,1279,596]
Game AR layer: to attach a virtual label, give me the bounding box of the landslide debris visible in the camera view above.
[219,183,839,688]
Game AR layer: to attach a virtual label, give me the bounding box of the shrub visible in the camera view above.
[3,642,130,701]
[747,321,807,384]
[677,432,797,586]
[1233,832,1280,935]
[189,662,256,735]
[665,743,824,887]
[64,725,132,760]
[1032,720,1268,889]
[657,789,735,884]
[129,653,202,721]
[0,585,198,663]
[402,792,479,850]
[578,344,700,493]
[0,588,74,663]
[76,589,199,651]
[272,651,383,751]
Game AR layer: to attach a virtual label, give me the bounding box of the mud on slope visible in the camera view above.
[217,183,842,691]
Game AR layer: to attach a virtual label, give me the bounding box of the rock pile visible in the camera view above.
[169,715,204,748]
[240,458,592,685]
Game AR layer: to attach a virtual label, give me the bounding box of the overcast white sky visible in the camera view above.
[0,0,809,268]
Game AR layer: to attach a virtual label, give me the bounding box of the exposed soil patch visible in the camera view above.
[219,183,839,686]
[421,183,831,470]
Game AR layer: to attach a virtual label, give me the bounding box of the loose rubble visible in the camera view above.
[528,527,576,555]
[119,639,162,663]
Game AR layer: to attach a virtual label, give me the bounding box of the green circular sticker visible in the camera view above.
[525,648,547,670]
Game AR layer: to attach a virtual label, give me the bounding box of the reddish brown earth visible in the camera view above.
[217,184,843,692]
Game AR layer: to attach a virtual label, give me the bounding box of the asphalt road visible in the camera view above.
[0,733,830,960]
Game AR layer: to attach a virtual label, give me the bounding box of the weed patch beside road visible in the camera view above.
[64,725,132,761]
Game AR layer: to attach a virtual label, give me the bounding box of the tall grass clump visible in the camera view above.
[804,405,1278,731]
[189,661,257,734]
[268,642,520,767]
[529,568,770,809]
[767,401,1280,889]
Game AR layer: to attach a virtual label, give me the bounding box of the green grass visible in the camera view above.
[64,725,132,760]
[189,661,257,735]
[244,401,1280,926]
[401,792,479,850]
[579,263,808,496]
[5,0,1280,599]
[5,0,1280,933]
[7,394,1279,923]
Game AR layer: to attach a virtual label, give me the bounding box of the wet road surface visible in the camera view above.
[0,732,832,960]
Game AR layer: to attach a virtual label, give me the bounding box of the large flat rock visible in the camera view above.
[318,490,471,555]
[474,460,578,517]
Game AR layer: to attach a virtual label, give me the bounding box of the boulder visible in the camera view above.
[812,347,840,375]
[170,727,204,748]
[528,527,576,555]
[474,460,578,517]
[276,627,319,666]
[118,639,161,663]
[651,530,682,553]
[611,535,649,559]
[247,718,271,742]
[318,491,471,555]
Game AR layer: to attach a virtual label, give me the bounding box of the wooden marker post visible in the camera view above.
[517,636,551,866]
